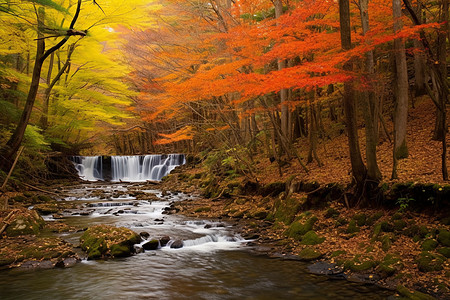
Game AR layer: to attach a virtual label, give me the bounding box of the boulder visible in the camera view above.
[437,229,450,247]
[80,225,141,259]
[143,239,159,250]
[160,236,171,247]
[308,261,343,275]
[298,247,323,261]
[5,210,46,237]
[170,240,183,249]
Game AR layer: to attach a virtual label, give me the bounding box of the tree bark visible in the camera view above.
[339,0,367,186]
[391,0,409,179]
[359,0,382,182]
[1,0,84,171]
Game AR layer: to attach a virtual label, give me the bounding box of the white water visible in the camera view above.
[72,154,185,182]
[72,156,103,181]
[111,154,185,182]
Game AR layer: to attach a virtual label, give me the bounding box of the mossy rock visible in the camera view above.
[416,251,445,272]
[391,212,403,221]
[366,211,384,226]
[285,216,318,240]
[37,195,53,202]
[301,230,325,245]
[335,217,349,227]
[396,285,436,300]
[324,207,340,219]
[270,195,306,225]
[381,234,393,252]
[142,239,159,250]
[5,210,46,237]
[405,225,429,239]
[393,219,407,231]
[353,213,367,226]
[437,229,450,247]
[330,250,346,258]
[377,254,403,277]
[346,219,360,234]
[421,239,438,251]
[380,221,394,232]
[80,225,141,260]
[260,181,285,197]
[298,247,323,261]
[437,247,450,258]
[344,256,378,272]
[252,209,268,220]
[371,223,382,242]
[194,206,211,213]
[33,203,60,215]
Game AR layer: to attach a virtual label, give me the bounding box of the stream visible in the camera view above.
[0,181,394,299]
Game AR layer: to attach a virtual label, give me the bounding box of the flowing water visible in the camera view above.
[0,166,394,299]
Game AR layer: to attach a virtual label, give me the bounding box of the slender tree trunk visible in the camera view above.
[339,0,367,186]
[391,0,409,179]
[274,0,289,139]
[359,0,382,182]
[1,0,84,171]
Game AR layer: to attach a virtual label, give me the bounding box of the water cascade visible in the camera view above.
[71,154,185,182]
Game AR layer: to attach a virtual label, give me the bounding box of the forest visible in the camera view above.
[0,0,449,299]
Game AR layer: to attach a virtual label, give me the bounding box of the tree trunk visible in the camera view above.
[339,0,367,187]
[1,0,84,171]
[359,0,382,182]
[274,0,289,140]
[392,0,409,179]
[413,2,427,97]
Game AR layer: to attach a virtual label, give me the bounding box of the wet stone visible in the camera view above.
[308,262,343,275]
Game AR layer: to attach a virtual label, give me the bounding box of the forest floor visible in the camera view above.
[159,96,450,299]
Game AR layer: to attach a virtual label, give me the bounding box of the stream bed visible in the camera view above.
[0,183,394,299]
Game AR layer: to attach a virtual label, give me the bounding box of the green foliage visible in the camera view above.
[24,125,50,151]
[396,197,415,213]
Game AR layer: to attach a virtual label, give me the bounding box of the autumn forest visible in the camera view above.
[0,0,449,298]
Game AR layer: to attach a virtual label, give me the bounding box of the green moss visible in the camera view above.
[380,221,394,232]
[421,239,438,251]
[324,207,340,219]
[391,212,403,221]
[252,209,268,220]
[270,196,306,225]
[285,216,318,240]
[5,210,45,237]
[335,217,348,227]
[371,223,382,242]
[381,234,392,252]
[377,254,403,277]
[366,212,384,226]
[110,244,131,257]
[393,219,407,231]
[346,220,360,234]
[301,231,325,245]
[331,250,346,258]
[437,247,450,258]
[437,229,450,247]
[396,285,436,300]
[417,252,445,272]
[353,214,367,226]
[194,206,211,213]
[344,256,378,272]
[298,247,323,261]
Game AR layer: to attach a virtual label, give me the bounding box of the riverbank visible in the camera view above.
[159,164,450,300]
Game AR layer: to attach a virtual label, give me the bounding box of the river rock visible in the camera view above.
[140,231,150,239]
[5,209,46,237]
[308,262,343,275]
[143,239,159,250]
[170,240,183,249]
[160,236,170,247]
[80,225,141,259]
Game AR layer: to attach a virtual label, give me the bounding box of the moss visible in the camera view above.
[252,209,268,220]
[324,207,340,219]
[5,210,45,237]
[260,181,285,197]
[380,221,394,232]
[391,212,403,221]
[396,285,436,300]
[417,252,445,272]
[377,254,403,277]
[437,229,450,247]
[301,231,325,245]
[285,216,318,240]
[37,195,53,202]
[366,212,384,226]
[371,223,382,242]
[194,206,211,213]
[405,225,429,238]
[270,195,306,225]
[437,247,450,258]
[381,234,392,252]
[393,219,407,231]
[80,225,140,260]
[110,244,131,257]
[346,219,360,234]
[421,239,438,251]
[344,256,378,272]
[298,247,323,261]
[335,217,348,227]
[331,250,346,258]
[353,213,367,226]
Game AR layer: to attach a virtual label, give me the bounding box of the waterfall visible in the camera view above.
[71,154,185,182]
[72,156,103,181]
